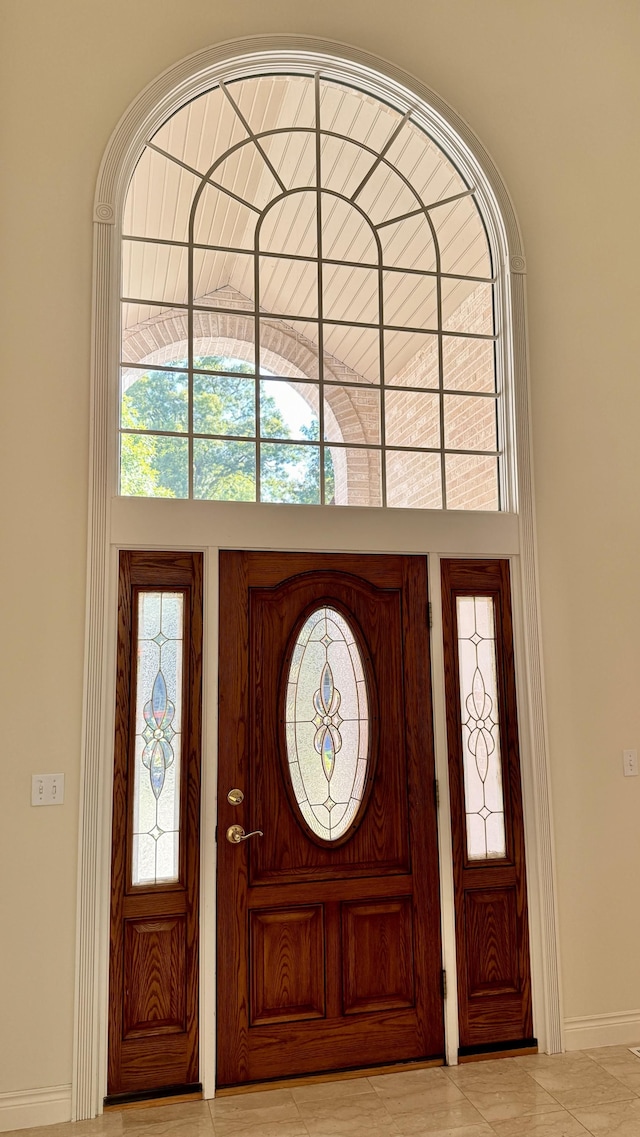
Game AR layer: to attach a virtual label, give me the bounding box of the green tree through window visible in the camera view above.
[121,357,335,504]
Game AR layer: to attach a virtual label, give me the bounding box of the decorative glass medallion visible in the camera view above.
[132,591,184,885]
[285,607,370,841]
[456,595,506,859]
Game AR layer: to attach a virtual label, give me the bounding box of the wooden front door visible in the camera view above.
[217,552,444,1086]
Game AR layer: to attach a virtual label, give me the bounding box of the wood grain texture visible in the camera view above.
[441,559,533,1052]
[123,916,187,1036]
[342,898,415,1014]
[217,552,444,1086]
[250,906,325,1023]
[464,888,519,996]
[251,571,408,882]
[108,552,202,1097]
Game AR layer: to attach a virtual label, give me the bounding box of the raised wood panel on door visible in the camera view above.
[441,559,534,1054]
[108,552,202,1100]
[464,889,519,997]
[250,906,325,1024]
[123,916,187,1037]
[342,898,415,1015]
[217,552,444,1086]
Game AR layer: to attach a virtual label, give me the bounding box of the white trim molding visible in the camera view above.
[75,34,563,1120]
[564,1011,640,1052]
[0,1084,72,1133]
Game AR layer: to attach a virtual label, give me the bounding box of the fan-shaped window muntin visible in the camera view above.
[120,74,499,509]
[284,605,373,843]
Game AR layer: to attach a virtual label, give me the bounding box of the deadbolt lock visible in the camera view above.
[227,788,244,805]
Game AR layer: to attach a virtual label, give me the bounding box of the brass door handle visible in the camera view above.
[226,824,263,844]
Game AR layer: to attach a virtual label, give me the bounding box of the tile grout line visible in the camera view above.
[11,1053,640,1137]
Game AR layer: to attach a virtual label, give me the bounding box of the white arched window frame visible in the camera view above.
[75,37,562,1120]
[120,75,501,510]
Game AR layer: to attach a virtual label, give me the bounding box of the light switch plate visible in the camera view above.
[31,773,65,805]
[622,750,638,777]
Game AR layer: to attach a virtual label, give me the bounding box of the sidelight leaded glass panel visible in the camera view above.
[456,595,506,859]
[285,607,369,841]
[120,73,500,510]
[132,591,184,885]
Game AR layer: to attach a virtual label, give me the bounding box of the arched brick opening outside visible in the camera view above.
[122,295,385,505]
[122,278,495,509]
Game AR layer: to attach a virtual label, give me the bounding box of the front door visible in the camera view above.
[217,551,444,1086]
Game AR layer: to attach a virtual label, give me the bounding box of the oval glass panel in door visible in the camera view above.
[285,606,370,841]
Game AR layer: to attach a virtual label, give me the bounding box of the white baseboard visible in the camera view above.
[0,1084,72,1133]
[564,1009,640,1051]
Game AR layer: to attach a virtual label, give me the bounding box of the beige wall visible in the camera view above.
[2,0,640,1098]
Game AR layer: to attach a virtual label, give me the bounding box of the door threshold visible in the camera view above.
[104,1086,203,1111]
[458,1045,538,1064]
[215,1058,444,1096]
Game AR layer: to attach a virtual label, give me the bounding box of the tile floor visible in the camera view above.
[10,1048,640,1137]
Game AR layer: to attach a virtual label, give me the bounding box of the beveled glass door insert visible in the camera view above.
[132,591,184,886]
[284,605,371,842]
[455,594,506,860]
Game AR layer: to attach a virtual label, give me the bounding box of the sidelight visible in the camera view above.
[456,595,506,859]
[132,590,184,885]
[285,606,370,841]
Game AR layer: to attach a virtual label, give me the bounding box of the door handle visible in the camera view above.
[226,824,263,844]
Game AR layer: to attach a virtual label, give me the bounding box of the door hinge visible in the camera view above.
[441,969,447,999]
[427,601,433,629]
[435,779,439,808]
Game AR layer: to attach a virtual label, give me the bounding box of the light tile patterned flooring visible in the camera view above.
[10,1048,640,1137]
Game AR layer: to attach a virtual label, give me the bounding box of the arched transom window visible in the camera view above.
[120,73,499,509]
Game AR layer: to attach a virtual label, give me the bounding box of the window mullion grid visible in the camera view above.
[378,245,387,508]
[124,224,499,284]
[188,213,195,499]
[171,236,495,284]
[350,109,412,206]
[432,214,446,510]
[121,429,497,458]
[315,72,326,506]
[121,296,497,342]
[491,289,503,512]
[120,427,497,454]
[220,80,287,195]
[120,361,498,400]
[254,240,261,504]
[121,76,502,513]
